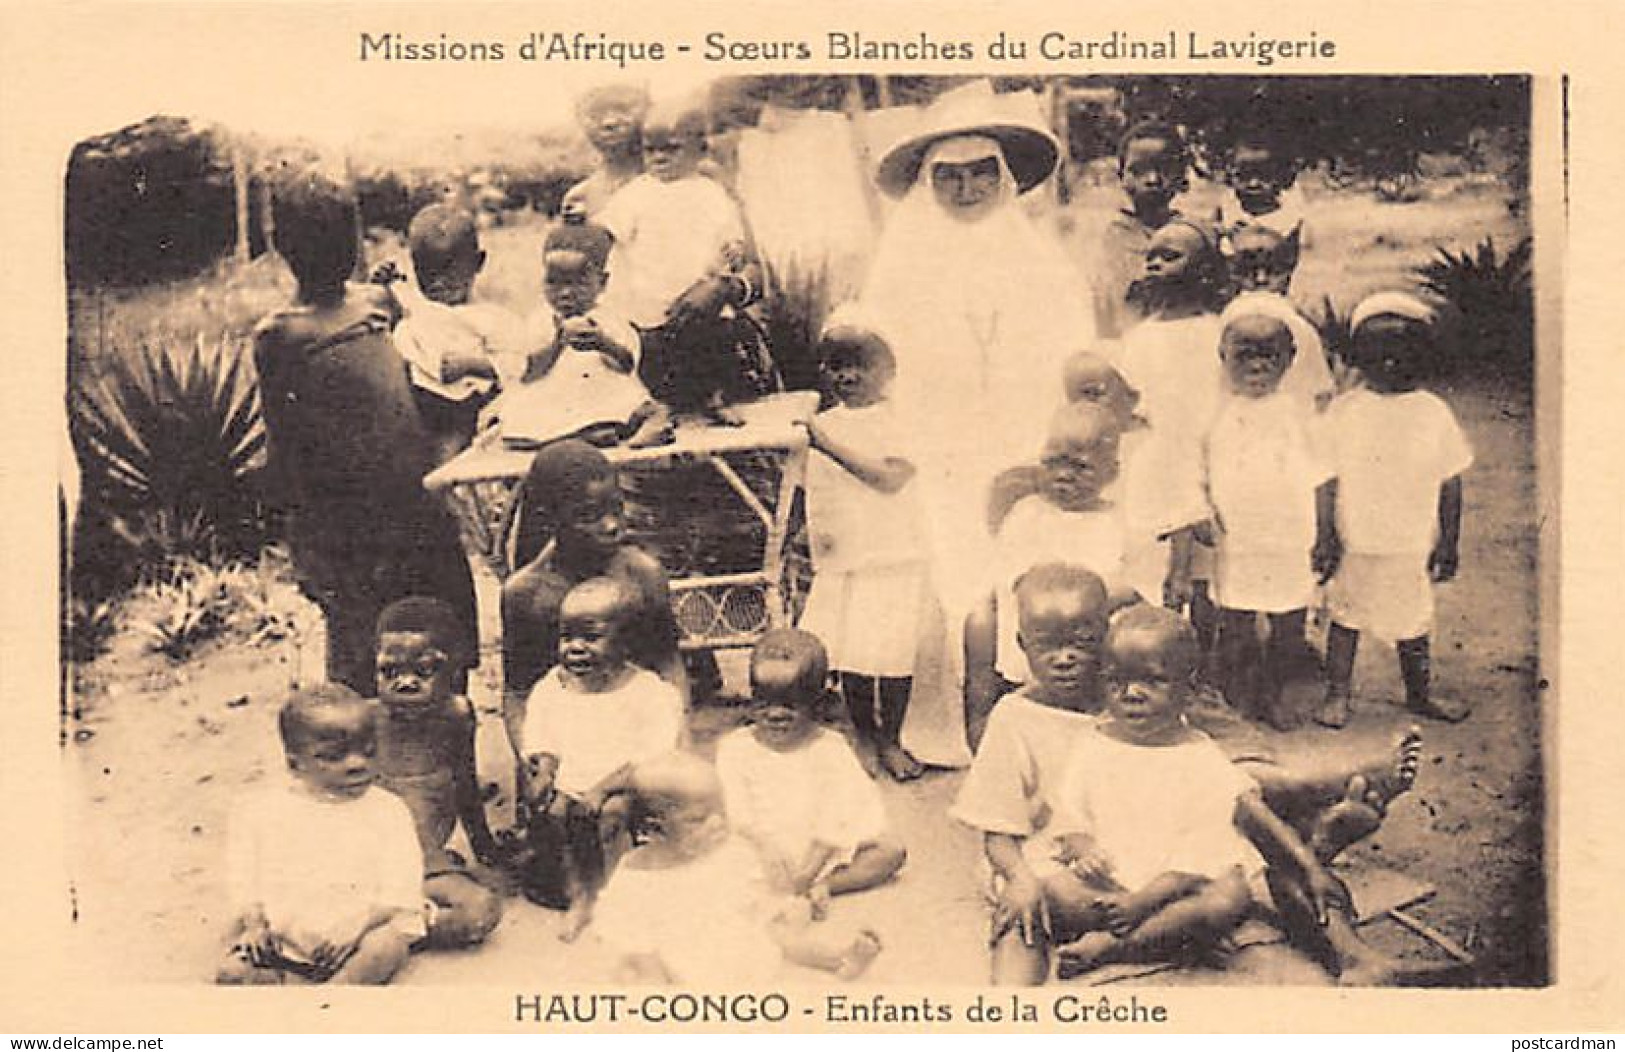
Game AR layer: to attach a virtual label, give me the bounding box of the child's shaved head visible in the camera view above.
[559,576,639,628]
[1045,401,1120,455]
[1106,604,1200,682]
[278,683,375,754]
[270,171,359,292]
[628,753,728,845]
[1118,120,1188,173]
[641,98,708,142]
[376,596,471,670]
[575,83,652,124]
[749,628,829,709]
[1014,563,1110,635]
[408,204,482,284]
[1227,225,1300,293]
[631,751,722,808]
[1228,223,1285,257]
[544,218,614,272]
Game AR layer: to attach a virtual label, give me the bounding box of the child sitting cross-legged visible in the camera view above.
[217,685,425,985]
[371,598,503,950]
[591,753,884,984]
[516,576,686,940]
[489,216,653,447]
[950,563,1115,986]
[1051,606,1426,986]
[715,629,907,914]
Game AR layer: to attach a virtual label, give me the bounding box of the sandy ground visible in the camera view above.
[61,178,1544,988]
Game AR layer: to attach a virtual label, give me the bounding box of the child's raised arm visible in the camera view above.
[803,416,916,494]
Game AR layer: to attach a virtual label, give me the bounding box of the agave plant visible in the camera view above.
[62,595,120,663]
[1416,237,1534,378]
[70,333,270,580]
[133,560,236,660]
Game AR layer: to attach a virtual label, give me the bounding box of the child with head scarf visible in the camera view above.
[1202,301,1337,728]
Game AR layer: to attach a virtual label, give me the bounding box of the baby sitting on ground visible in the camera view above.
[591,752,883,984]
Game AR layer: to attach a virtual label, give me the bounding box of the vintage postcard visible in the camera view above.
[0,0,1619,1035]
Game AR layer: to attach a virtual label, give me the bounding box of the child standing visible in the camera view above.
[517,576,686,938]
[950,564,1113,985]
[371,598,503,949]
[795,311,929,779]
[500,439,684,740]
[1113,219,1230,634]
[490,216,652,447]
[1315,293,1474,727]
[596,99,765,440]
[592,753,884,984]
[384,203,525,464]
[1218,132,1309,244]
[1089,121,1196,340]
[1202,306,1336,729]
[253,173,476,696]
[715,629,907,908]
[217,685,424,985]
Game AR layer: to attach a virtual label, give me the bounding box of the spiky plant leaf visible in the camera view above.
[70,333,270,578]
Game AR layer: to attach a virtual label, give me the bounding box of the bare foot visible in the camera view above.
[1408,694,1471,723]
[1055,931,1121,980]
[1191,932,1240,970]
[1314,689,1352,729]
[1361,726,1424,808]
[1310,776,1384,863]
[706,399,747,428]
[878,743,924,782]
[835,930,883,980]
[1095,891,1157,937]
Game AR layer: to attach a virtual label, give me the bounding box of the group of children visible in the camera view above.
[225,102,1478,986]
[220,593,902,985]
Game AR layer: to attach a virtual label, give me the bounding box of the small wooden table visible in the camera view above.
[424,393,815,652]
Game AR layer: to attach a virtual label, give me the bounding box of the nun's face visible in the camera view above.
[930,154,1003,221]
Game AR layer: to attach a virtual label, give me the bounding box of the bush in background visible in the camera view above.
[69,333,271,603]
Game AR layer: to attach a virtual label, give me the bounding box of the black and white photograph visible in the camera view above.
[49,65,1555,1001]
